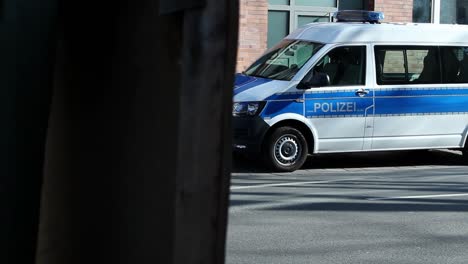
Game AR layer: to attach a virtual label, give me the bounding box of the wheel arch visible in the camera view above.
[463,124,468,150]
[264,114,318,154]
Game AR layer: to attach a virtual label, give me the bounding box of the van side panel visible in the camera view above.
[304,89,374,153]
[310,117,369,152]
[372,86,468,150]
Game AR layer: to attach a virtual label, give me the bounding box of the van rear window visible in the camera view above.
[440,47,468,83]
[375,46,441,85]
[375,45,468,85]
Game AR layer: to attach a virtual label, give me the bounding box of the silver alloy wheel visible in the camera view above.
[274,135,300,166]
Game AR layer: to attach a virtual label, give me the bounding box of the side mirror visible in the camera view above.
[297,72,330,89]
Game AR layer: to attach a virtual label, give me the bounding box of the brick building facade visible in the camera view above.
[238,0,269,71]
[236,0,440,72]
[374,0,413,23]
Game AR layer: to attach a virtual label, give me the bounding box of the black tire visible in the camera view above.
[263,126,309,172]
[463,142,468,162]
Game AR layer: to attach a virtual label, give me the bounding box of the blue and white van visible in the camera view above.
[232,11,468,172]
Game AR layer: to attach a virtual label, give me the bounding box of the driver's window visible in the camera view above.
[310,46,366,86]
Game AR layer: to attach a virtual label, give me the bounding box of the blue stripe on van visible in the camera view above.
[233,74,273,96]
[260,100,304,117]
[374,88,468,97]
[265,93,303,101]
[261,87,468,118]
[304,92,370,99]
[375,87,468,115]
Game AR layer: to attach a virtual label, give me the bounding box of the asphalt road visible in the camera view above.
[227,150,468,264]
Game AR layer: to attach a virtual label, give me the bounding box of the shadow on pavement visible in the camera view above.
[232,149,467,173]
[230,177,468,212]
[261,200,468,212]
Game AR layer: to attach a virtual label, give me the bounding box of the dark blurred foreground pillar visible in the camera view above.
[0,0,58,263]
[36,0,238,264]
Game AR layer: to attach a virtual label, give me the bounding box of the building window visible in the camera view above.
[413,0,432,23]
[267,11,290,50]
[413,0,468,24]
[339,0,367,11]
[269,0,289,4]
[267,0,338,48]
[295,0,336,7]
[440,0,468,24]
[267,0,368,48]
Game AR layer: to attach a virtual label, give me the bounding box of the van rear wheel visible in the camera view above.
[463,143,468,162]
[263,126,308,172]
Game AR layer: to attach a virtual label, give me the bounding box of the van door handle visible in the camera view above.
[355,89,369,97]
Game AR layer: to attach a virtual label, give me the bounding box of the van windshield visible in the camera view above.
[244,40,324,81]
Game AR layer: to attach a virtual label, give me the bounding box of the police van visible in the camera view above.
[233,10,468,172]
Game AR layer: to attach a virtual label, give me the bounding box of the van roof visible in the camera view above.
[286,22,468,45]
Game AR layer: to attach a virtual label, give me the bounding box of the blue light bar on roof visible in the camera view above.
[333,10,384,23]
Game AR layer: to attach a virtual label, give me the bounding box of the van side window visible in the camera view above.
[311,46,366,86]
[440,46,468,83]
[375,46,441,85]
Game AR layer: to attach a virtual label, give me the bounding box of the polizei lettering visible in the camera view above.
[313,102,357,113]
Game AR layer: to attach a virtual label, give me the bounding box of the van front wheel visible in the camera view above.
[264,126,308,172]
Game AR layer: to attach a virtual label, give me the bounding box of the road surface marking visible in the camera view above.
[230,178,358,190]
[368,193,468,201]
